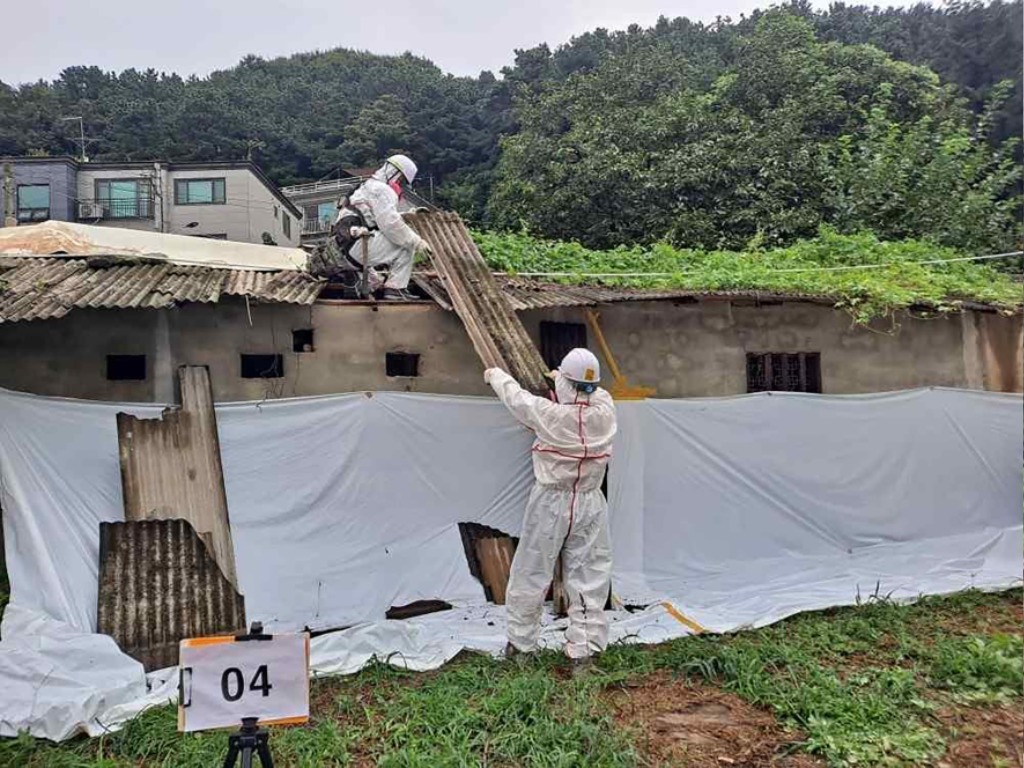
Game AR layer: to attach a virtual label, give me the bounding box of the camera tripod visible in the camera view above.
[223,717,274,768]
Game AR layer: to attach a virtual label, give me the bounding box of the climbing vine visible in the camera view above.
[473,228,1023,325]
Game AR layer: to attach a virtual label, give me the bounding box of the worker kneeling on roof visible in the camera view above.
[332,154,432,301]
[485,348,617,667]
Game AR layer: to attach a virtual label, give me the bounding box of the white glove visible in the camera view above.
[349,226,370,238]
[417,237,433,256]
[484,368,501,385]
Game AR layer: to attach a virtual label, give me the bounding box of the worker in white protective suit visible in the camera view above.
[333,154,432,301]
[484,348,617,667]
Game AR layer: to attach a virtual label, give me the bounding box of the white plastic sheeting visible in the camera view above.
[0,386,1020,741]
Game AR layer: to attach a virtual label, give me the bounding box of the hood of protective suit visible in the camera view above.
[554,371,590,405]
[371,165,403,197]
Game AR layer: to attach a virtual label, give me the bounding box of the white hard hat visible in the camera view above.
[559,348,601,384]
[386,154,418,184]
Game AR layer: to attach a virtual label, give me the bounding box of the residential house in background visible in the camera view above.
[282,166,434,245]
[0,157,302,247]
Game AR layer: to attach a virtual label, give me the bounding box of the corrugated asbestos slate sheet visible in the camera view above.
[406,212,550,393]
[0,256,323,322]
[97,519,246,671]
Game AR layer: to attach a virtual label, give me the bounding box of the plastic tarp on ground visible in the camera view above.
[0,386,1020,740]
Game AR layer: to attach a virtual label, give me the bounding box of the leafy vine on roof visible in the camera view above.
[473,228,1023,325]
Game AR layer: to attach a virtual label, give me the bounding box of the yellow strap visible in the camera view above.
[661,601,707,634]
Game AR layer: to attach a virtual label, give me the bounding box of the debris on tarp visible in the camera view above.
[386,600,453,620]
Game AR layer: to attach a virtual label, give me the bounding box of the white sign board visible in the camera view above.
[178,633,310,733]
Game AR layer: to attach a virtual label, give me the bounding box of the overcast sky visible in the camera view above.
[3,0,923,86]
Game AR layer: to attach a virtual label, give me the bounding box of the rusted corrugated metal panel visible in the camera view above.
[117,366,238,588]
[406,212,549,393]
[97,519,246,671]
[0,257,323,322]
[474,537,516,605]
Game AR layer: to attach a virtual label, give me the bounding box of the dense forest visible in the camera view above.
[0,1,1020,253]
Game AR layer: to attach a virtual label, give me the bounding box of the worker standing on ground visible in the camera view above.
[484,349,617,668]
[332,154,432,301]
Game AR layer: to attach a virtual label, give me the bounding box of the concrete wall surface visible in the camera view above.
[0,299,1017,402]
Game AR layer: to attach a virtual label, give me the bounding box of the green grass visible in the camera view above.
[1,589,1020,768]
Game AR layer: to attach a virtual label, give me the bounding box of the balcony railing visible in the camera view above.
[78,199,155,220]
[303,218,334,235]
[282,176,364,197]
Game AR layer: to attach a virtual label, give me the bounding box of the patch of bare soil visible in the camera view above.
[936,596,1023,638]
[606,670,825,768]
[936,704,1024,768]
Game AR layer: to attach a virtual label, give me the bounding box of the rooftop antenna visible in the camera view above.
[60,116,99,162]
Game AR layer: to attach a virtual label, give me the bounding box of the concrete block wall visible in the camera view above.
[0,299,1017,403]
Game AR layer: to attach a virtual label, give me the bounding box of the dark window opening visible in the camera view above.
[241,354,284,379]
[539,321,587,370]
[386,352,420,377]
[106,354,146,381]
[292,328,314,352]
[746,352,821,393]
[282,214,291,239]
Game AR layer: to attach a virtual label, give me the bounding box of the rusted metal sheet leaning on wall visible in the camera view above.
[97,519,246,671]
[116,365,237,588]
[475,537,517,605]
[406,211,550,394]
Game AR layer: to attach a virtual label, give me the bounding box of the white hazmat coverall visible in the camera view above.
[344,167,427,291]
[485,368,617,659]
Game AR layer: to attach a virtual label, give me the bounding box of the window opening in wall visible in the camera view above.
[539,321,587,370]
[386,352,420,377]
[106,354,146,381]
[292,329,314,352]
[241,354,284,379]
[16,184,50,222]
[746,352,821,393]
[273,205,279,219]
[282,214,292,239]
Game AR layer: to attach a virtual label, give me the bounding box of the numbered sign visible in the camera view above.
[178,632,310,733]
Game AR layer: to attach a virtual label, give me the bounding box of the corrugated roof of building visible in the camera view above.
[0,255,323,323]
[0,221,309,272]
[416,275,1015,314]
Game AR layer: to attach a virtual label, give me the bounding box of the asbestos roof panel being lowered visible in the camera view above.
[405,211,550,393]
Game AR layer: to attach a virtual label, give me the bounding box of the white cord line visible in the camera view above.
[479,251,1024,279]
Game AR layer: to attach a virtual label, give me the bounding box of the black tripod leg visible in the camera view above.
[241,746,254,768]
[256,736,275,767]
[223,741,240,768]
